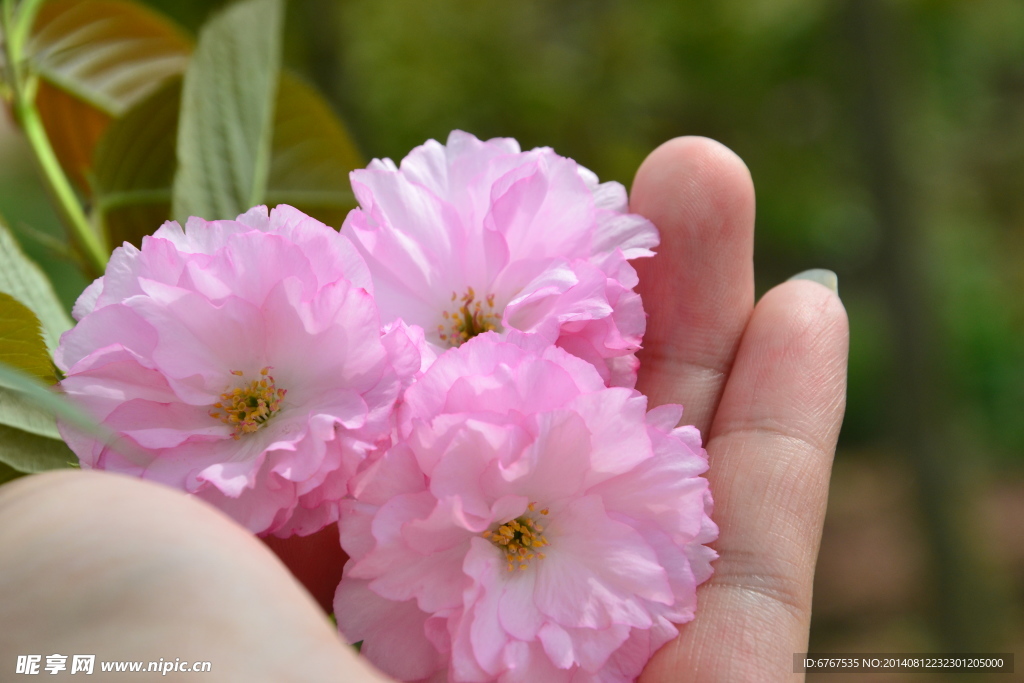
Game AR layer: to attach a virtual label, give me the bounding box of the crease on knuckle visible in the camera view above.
[710,421,833,462]
[711,546,812,621]
[640,346,730,388]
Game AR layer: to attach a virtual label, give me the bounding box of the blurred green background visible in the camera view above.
[2,0,1022,678]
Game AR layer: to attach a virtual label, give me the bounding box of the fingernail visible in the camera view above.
[788,268,839,295]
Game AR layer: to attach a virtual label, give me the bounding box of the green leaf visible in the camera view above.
[266,74,363,228]
[0,386,61,439]
[93,75,181,248]
[171,0,283,223]
[0,292,55,384]
[97,69,362,245]
[27,0,192,191]
[0,361,110,443]
[0,422,76,475]
[0,240,65,440]
[0,217,73,353]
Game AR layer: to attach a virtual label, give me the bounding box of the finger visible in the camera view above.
[642,278,849,682]
[632,136,756,434]
[0,471,390,683]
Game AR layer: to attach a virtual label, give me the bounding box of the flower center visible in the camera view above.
[438,287,501,347]
[482,503,549,572]
[209,367,286,440]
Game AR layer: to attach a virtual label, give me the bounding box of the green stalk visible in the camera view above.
[2,0,108,277]
[8,0,43,58]
[13,90,108,276]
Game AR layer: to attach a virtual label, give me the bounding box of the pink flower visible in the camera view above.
[335,334,717,682]
[56,205,420,537]
[342,130,659,388]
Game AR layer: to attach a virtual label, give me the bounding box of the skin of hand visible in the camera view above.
[0,136,848,682]
[0,470,391,683]
[632,137,849,681]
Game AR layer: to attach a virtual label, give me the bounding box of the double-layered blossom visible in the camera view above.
[335,334,717,682]
[342,130,659,388]
[56,205,421,536]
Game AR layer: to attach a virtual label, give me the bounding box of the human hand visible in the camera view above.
[633,137,849,681]
[0,136,847,682]
[271,135,849,681]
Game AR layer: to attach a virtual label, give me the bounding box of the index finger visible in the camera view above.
[632,137,756,434]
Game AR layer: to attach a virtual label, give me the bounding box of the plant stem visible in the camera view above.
[8,0,43,59]
[1,0,107,278]
[16,95,108,276]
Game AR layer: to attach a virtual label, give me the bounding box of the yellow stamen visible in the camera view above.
[482,502,550,572]
[211,366,286,438]
[438,287,501,347]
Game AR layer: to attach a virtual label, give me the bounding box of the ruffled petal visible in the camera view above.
[346,130,659,386]
[60,208,412,537]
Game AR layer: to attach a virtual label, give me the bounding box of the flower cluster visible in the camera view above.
[58,131,717,681]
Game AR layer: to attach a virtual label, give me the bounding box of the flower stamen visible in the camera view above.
[482,504,549,572]
[438,287,500,347]
[209,366,286,439]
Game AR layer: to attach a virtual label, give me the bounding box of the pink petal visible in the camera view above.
[535,496,669,629]
[334,579,446,681]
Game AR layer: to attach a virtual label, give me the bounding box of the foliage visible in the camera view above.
[28,0,191,191]
[0,0,364,478]
[1,0,1020,460]
[171,0,281,223]
[310,0,1024,460]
